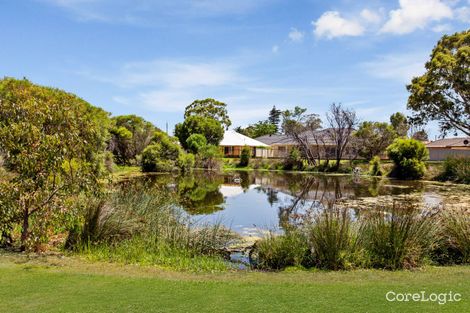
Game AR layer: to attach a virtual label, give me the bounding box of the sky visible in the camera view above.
[1,0,469,138]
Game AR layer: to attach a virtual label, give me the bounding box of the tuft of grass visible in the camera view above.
[433,209,470,264]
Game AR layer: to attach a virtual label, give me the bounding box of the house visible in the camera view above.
[219,130,269,158]
[426,137,470,161]
[256,130,341,159]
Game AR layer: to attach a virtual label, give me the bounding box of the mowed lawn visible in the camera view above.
[1,255,470,313]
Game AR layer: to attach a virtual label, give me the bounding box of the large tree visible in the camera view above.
[184,98,232,129]
[174,115,224,150]
[0,78,111,249]
[325,103,358,170]
[407,30,470,136]
[268,105,282,133]
[109,115,157,165]
[390,112,409,137]
[235,120,277,138]
[353,121,396,160]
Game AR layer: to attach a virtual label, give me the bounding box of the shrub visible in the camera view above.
[141,132,181,172]
[359,203,438,269]
[437,156,470,184]
[369,156,383,176]
[307,206,359,270]
[239,146,251,167]
[186,134,207,154]
[433,209,470,264]
[387,138,428,179]
[283,147,304,171]
[198,145,222,171]
[177,153,195,173]
[250,230,310,270]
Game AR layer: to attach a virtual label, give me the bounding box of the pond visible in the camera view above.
[123,170,470,238]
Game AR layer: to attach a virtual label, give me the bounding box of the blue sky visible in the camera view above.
[1,0,469,137]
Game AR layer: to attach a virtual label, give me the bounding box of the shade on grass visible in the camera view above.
[1,257,469,313]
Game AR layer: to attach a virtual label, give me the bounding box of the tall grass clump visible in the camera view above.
[66,180,238,271]
[250,229,310,270]
[433,209,470,264]
[359,203,439,269]
[307,206,361,270]
[437,156,470,184]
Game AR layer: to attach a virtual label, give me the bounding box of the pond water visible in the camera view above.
[125,170,470,238]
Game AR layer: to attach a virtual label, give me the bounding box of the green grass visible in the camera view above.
[1,254,470,313]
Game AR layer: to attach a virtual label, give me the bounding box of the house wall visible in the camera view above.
[428,148,470,161]
[221,146,257,158]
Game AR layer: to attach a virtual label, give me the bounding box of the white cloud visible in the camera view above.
[361,52,428,83]
[456,5,470,23]
[380,0,453,34]
[272,45,279,53]
[288,27,304,42]
[360,9,382,24]
[432,23,453,33]
[313,11,365,39]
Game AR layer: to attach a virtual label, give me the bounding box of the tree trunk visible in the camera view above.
[20,209,29,251]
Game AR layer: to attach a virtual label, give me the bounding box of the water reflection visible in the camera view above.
[126,171,433,236]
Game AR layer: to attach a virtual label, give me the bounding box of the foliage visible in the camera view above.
[437,156,470,184]
[141,131,181,172]
[0,78,111,250]
[435,209,470,264]
[239,146,251,167]
[184,98,231,129]
[197,145,223,171]
[235,120,277,138]
[386,138,429,179]
[108,115,156,165]
[67,183,238,271]
[250,229,310,270]
[389,112,409,137]
[175,115,224,150]
[353,121,396,160]
[186,134,207,154]
[177,153,196,173]
[411,129,429,141]
[268,105,282,133]
[369,156,383,176]
[407,30,470,136]
[359,204,439,270]
[283,147,304,171]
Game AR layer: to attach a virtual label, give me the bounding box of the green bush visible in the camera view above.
[359,203,438,269]
[387,138,428,179]
[283,147,304,171]
[250,230,310,270]
[186,134,207,154]
[437,156,470,184]
[239,146,251,167]
[177,153,195,173]
[141,132,182,172]
[369,156,383,176]
[433,209,470,264]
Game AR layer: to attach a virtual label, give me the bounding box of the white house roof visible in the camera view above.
[220,130,269,147]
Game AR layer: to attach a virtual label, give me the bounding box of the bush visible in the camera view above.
[369,156,383,176]
[177,153,195,173]
[433,209,470,264]
[198,145,222,171]
[283,147,304,171]
[359,203,438,269]
[141,132,182,172]
[307,206,359,270]
[239,146,251,167]
[437,156,470,184]
[250,230,310,270]
[186,134,207,154]
[387,138,428,179]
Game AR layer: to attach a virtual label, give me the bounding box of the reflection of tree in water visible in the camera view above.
[176,174,225,215]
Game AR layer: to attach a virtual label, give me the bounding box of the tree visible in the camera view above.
[387,138,429,179]
[390,112,409,137]
[282,106,323,166]
[141,132,182,172]
[239,146,251,167]
[174,115,224,150]
[0,78,111,249]
[353,121,396,160]
[235,120,277,138]
[109,115,156,165]
[407,30,470,136]
[268,106,282,133]
[411,129,429,141]
[184,98,232,129]
[325,103,359,170]
[186,134,207,154]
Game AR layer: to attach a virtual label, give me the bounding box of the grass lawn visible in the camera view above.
[1,254,469,313]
